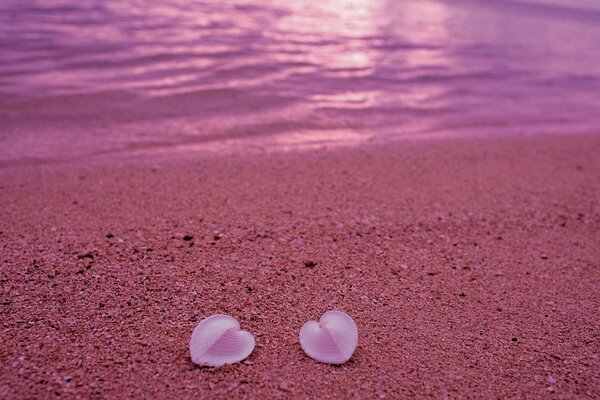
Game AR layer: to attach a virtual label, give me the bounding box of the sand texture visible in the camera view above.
[1,135,599,399]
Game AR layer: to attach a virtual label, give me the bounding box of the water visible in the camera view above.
[1,0,600,163]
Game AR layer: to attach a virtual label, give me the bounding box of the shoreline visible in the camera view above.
[1,128,599,170]
[1,134,599,398]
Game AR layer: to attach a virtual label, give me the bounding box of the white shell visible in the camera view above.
[189,314,255,367]
[299,310,358,364]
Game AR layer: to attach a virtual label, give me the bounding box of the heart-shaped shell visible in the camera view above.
[299,310,358,364]
[189,314,255,367]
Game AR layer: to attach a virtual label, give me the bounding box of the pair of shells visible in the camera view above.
[189,311,358,367]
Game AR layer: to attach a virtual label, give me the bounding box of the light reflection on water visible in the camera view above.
[0,0,599,162]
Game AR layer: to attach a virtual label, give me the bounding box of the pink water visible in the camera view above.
[1,0,600,164]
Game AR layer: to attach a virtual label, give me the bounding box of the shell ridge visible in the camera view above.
[204,327,240,356]
[195,317,238,358]
[323,324,346,359]
[322,311,356,359]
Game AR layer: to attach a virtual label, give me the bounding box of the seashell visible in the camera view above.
[189,314,255,367]
[299,310,358,364]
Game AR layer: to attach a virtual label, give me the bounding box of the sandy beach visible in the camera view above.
[2,0,600,398]
[1,134,599,398]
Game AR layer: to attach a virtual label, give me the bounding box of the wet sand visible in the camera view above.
[1,134,599,399]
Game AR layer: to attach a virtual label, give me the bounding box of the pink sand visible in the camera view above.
[1,135,599,398]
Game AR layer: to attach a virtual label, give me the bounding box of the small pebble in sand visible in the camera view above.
[77,252,94,260]
[105,232,114,238]
[189,315,255,367]
[300,310,358,365]
[304,260,317,268]
[183,235,193,241]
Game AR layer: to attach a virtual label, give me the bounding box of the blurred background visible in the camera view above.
[1,0,599,163]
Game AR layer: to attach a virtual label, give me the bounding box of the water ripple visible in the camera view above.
[1,0,599,163]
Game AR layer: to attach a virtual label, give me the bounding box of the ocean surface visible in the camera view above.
[1,0,600,163]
